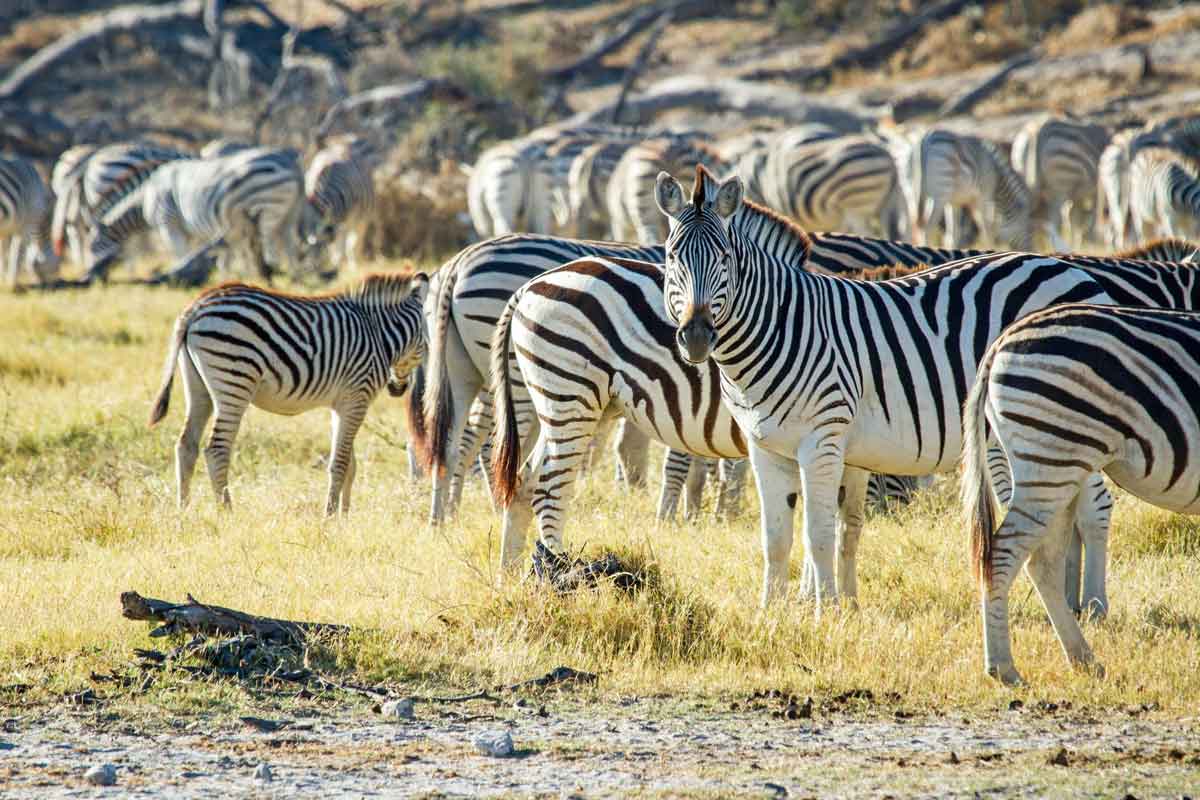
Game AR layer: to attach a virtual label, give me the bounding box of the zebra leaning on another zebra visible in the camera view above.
[0,154,59,286]
[964,304,1200,685]
[87,148,305,283]
[149,271,428,515]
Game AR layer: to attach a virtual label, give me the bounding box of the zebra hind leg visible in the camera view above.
[1076,474,1112,620]
[203,391,251,510]
[656,448,692,520]
[836,467,869,601]
[176,353,213,509]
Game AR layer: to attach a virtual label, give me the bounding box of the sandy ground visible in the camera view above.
[3,697,1199,798]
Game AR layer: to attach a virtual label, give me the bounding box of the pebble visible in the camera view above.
[84,763,117,786]
[254,763,273,782]
[381,698,416,721]
[473,729,515,758]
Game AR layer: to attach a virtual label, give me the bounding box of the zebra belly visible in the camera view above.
[251,388,331,416]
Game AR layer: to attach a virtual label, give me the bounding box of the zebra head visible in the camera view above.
[655,164,744,364]
[84,226,121,281]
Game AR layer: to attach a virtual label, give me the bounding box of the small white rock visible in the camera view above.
[253,763,273,782]
[474,729,515,758]
[84,763,117,786]
[381,698,415,720]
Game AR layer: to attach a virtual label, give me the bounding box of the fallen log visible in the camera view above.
[939,49,1040,117]
[120,591,351,644]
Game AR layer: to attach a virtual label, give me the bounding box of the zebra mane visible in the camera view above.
[351,272,425,307]
[1115,237,1200,264]
[853,263,928,282]
[693,164,815,264]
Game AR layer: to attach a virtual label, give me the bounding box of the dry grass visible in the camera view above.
[2,283,1200,717]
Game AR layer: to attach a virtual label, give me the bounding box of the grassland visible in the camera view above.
[1,276,1200,721]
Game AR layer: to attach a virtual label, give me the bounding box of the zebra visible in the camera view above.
[302,136,377,272]
[148,271,429,515]
[755,134,907,240]
[732,124,838,206]
[1096,129,1138,250]
[74,141,194,237]
[652,165,1200,612]
[0,155,59,286]
[915,129,1033,250]
[606,136,725,244]
[421,232,989,527]
[562,140,632,239]
[199,138,253,159]
[487,256,948,572]
[1128,148,1200,243]
[963,303,1200,685]
[49,144,98,265]
[1010,116,1108,250]
[86,148,305,283]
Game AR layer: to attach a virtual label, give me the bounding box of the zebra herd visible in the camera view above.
[9,107,1200,686]
[1,135,377,286]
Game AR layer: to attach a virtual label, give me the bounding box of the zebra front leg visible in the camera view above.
[175,354,213,509]
[748,442,800,608]
[836,467,869,601]
[5,237,21,285]
[615,419,651,488]
[326,400,367,515]
[796,435,847,613]
[656,448,692,520]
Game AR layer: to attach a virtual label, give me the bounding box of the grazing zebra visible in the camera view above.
[606,136,725,244]
[651,165,1200,611]
[73,142,193,242]
[964,304,1200,685]
[916,129,1033,250]
[149,271,429,514]
[421,231,995,528]
[302,136,376,272]
[49,144,98,265]
[86,148,305,282]
[733,124,837,206]
[754,134,907,240]
[0,155,59,286]
[1011,116,1108,249]
[562,140,632,239]
[1129,148,1200,243]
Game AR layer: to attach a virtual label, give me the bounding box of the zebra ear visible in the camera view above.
[655,171,685,219]
[410,272,430,304]
[713,175,744,219]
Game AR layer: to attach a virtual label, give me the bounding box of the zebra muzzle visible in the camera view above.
[676,306,717,363]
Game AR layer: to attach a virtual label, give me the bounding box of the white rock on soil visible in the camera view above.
[254,763,273,782]
[84,763,117,786]
[381,698,415,721]
[474,729,515,758]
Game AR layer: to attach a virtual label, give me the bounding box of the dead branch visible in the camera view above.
[0,0,206,102]
[610,9,673,125]
[744,0,975,83]
[315,78,508,142]
[120,591,350,644]
[939,49,1040,117]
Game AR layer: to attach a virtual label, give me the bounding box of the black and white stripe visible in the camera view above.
[964,303,1200,685]
[653,165,1200,611]
[0,154,58,285]
[149,272,429,514]
[49,144,98,265]
[1129,147,1200,243]
[606,136,724,244]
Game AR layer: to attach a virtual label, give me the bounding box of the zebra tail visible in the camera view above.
[489,291,522,508]
[420,257,463,475]
[148,306,192,427]
[962,350,999,587]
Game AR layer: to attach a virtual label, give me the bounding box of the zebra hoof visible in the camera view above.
[987,664,1024,687]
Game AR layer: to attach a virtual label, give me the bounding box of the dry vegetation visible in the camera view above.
[2,282,1200,719]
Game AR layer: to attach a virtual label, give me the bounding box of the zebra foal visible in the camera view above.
[149,272,429,515]
[964,304,1200,685]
